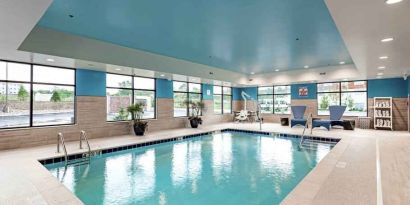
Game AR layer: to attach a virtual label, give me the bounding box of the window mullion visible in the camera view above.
[29,64,33,127]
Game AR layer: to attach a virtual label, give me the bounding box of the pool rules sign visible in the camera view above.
[299,87,308,97]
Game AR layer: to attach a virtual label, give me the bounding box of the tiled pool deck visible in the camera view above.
[0,123,409,204]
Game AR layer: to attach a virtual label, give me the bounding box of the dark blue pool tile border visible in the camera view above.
[221,128,340,143]
[39,131,213,165]
[39,129,339,165]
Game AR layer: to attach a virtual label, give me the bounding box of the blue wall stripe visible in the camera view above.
[76,69,106,96]
[233,87,258,101]
[368,78,407,98]
[156,79,173,99]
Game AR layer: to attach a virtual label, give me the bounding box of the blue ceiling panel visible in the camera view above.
[37,0,353,74]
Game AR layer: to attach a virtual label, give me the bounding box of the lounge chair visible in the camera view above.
[290,106,307,127]
[312,105,346,130]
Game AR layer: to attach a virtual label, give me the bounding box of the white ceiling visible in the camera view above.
[325,0,410,79]
[1,0,409,86]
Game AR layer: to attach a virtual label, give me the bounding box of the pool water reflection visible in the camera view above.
[46,131,333,205]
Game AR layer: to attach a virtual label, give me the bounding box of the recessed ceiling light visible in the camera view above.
[378,66,386,70]
[46,58,54,62]
[304,65,309,69]
[377,72,384,76]
[275,69,280,72]
[160,74,165,77]
[250,72,255,75]
[115,68,121,71]
[339,61,345,65]
[385,0,403,4]
[379,56,389,59]
[381,37,394,42]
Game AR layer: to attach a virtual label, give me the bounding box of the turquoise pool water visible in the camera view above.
[45,131,334,205]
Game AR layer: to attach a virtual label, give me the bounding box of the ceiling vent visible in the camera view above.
[319,72,326,76]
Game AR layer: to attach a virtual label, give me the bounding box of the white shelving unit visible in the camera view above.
[374,97,393,130]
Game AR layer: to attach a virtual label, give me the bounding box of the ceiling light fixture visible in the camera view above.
[339,61,345,65]
[46,58,54,62]
[250,72,255,75]
[275,69,280,72]
[160,74,165,77]
[381,37,394,42]
[385,0,403,4]
[378,66,386,70]
[377,72,384,76]
[115,68,121,71]
[304,65,309,69]
[377,76,383,79]
[379,56,389,59]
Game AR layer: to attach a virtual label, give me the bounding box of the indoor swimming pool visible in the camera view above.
[45,131,336,205]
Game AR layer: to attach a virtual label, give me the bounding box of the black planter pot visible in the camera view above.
[133,124,146,136]
[190,119,199,128]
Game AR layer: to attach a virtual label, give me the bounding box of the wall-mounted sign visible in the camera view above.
[207,89,211,95]
[299,87,308,97]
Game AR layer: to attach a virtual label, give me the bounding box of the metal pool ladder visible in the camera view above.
[299,113,313,149]
[57,130,92,166]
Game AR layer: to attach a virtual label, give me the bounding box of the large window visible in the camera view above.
[213,86,232,114]
[257,85,291,114]
[317,81,367,116]
[0,61,75,128]
[173,81,202,117]
[106,74,156,121]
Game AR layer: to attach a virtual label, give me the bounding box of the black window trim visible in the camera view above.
[0,59,76,129]
[213,85,232,115]
[106,73,157,121]
[172,80,202,117]
[257,85,291,114]
[316,80,368,117]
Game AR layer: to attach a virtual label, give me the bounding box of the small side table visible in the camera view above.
[280,117,289,126]
[343,120,355,130]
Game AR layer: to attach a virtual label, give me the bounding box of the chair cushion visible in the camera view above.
[312,119,331,130]
[291,119,307,124]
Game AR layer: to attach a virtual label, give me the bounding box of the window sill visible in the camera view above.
[0,123,76,131]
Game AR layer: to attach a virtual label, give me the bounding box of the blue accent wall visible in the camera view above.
[202,84,213,100]
[407,78,410,96]
[291,83,317,99]
[368,78,407,98]
[76,69,106,96]
[233,87,257,100]
[156,79,173,99]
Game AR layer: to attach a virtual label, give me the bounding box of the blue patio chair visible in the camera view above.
[312,105,346,130]
[290,106,307,127]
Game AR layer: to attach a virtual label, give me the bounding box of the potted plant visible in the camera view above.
[127,103,148,136]
[184,100,205,128]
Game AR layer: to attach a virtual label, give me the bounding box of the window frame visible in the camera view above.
[316,80,368,117]
[213,86,232,114]
[257,85,291,114]
[173,81,202,117]
[106,73,157,121]
[0,59,76,129]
